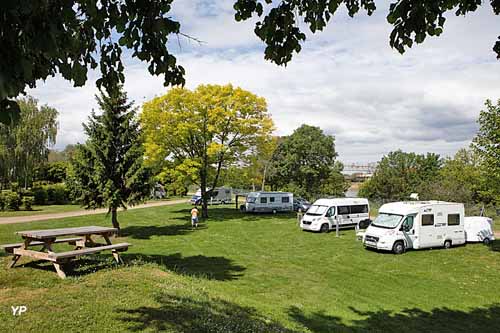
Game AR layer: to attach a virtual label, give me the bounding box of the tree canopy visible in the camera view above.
[234,0,500,65]
[141,84,274,217]
[2,1,498,123]
[267,124,348,200]
[472,99,500,206]
[70,85,150,229]
[0,0,185,123]
[358,150,441,201]
[0,97,58,189]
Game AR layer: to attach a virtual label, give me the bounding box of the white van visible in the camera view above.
[464,216,495,244]
[363,201,466,254]
[190,187,232,205]
[300,198,370,232]
[244,192,293,213]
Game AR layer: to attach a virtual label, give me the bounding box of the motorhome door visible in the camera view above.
[419,213,436,247]
[401,215,417,249]
[325,207,336,229]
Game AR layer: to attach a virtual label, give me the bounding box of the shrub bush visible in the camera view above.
[23,196,34,211]
[0,193,5,211]
[4,191,21,211]
[32,186,48,205]
[44,183,69,204]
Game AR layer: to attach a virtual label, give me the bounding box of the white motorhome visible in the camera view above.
[244,192,293,213]
[363,201,466,254]
[190,187,232,205]
[300,198,370,232]
[464,216,495,244]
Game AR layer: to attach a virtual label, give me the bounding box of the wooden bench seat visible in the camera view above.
[48,243,131,261]
[1,237,83,253]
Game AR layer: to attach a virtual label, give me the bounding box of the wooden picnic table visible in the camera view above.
[1,226,130,279]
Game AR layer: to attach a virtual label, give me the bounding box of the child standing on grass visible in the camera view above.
[191,206,199,228]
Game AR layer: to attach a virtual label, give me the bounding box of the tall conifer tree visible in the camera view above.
[70,85,150,229]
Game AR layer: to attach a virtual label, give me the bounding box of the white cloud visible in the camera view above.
[28,1,500,164]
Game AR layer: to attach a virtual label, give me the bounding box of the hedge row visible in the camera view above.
[0,191,33,211]
[31,184,71,205]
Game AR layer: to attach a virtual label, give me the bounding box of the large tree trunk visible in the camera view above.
[261,164,268,191]
[111,207,120,230]
[200,172,208,218]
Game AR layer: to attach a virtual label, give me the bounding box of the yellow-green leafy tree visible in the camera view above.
[141,84,274,218]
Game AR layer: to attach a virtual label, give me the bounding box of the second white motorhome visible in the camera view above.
[244,192,293,213]
[363,201,466,254]
[190,187,232,205]
[300,198,371,232]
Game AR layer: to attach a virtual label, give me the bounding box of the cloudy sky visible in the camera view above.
[28,1,500,164]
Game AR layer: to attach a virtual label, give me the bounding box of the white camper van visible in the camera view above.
[244,192,293,213]
[464,216,495,244]
[363,201,466,254]
[190,187,232,205]
[300,198,370,232]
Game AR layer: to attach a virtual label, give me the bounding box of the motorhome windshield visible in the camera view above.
[371,213,403,229]
[246,197,256,203]
[306,205,328,216]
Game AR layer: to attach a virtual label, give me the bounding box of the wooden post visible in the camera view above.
[336,217,340,238]
[8,255,20,268]
[103,233,122,264]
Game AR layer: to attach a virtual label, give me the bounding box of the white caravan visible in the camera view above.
[464,216,495,244]
[244,192,293,213]
[300,198,370,232]
[190,187,232,205]
[363,201,466,254]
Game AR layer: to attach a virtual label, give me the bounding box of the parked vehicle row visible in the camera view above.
[362,201,495,254]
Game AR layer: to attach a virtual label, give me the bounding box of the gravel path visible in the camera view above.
[0,199,188,225]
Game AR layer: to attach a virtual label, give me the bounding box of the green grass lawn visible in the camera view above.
[0,204,499,332]
[0,204,84,217]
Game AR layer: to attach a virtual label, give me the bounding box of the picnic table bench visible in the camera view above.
[1,226,130,279]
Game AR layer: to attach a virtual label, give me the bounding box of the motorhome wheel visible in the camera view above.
[444,240,452,249]
[392,241,405,254]
[272,209,277,214]
[320,223,329,233]
[483,238,491,245]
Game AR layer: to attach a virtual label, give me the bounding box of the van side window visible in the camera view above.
[338,206,349,215]
[325,207,335,217]
[350,205,368,214]
[270,197,275,203]
[260,197,267,204]
[282,197,290,203]
[402,216,414,231]
[448,214,460,226]
[422,214,434,226]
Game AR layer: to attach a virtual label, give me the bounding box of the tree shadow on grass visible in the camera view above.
[120,223,207,240]
[118,293,297,333]
[288,304,500,333]
[489,239,500,252]
[125,252,245,281]
[18,255,120,277]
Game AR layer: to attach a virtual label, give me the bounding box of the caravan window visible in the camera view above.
[282,197,290,203]
[246,197,256,203]
[422,214,434,226]
[338,206,349,215]
[350,205,368,214]
[260,197,267,204]
[270,197,275,203]
[447,214,460,226]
